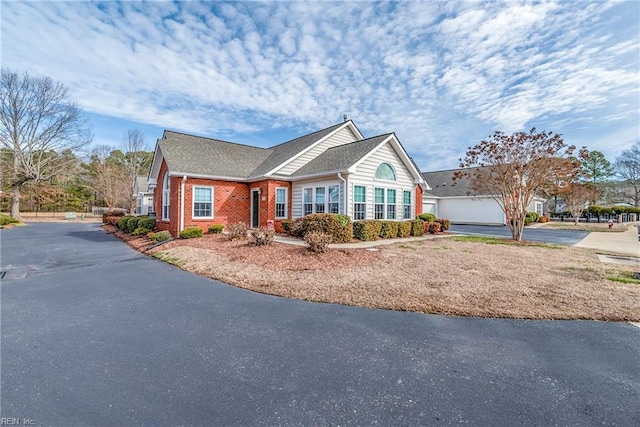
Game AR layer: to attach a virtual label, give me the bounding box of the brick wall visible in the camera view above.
[415,184,423,216]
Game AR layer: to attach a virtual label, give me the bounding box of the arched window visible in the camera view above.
[375,163,396,181]
[162,172,170,220]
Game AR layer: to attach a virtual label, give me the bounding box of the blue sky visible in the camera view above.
[2,1,638,171]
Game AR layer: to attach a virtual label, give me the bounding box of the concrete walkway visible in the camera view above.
[574,223,640,257]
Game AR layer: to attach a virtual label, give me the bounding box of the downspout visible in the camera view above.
[180,175,187,233]
[337,172,347,215]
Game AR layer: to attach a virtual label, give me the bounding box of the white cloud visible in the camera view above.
[2,0,638,171]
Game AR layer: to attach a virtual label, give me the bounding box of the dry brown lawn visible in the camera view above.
[543,222,628,232]
[105,226,640,321]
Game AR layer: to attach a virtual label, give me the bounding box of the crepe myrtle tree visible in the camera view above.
[0,69,92,218]
[561,183,601,226]
[455,128,587,241]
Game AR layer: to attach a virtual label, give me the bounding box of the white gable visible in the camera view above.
[273,125,361,176]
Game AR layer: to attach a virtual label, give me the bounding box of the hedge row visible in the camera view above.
[115,215,157,233]
[353,219,426,241]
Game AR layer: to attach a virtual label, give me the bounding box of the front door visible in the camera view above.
[251,189,260,228]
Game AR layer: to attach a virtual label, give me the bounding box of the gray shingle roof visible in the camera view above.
[290,134,390,177]
[134,176,149,192]
[159,131,271,178]
[158,122,350,179]
[421,168,483,197]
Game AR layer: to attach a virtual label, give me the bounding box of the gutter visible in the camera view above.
[337,172,347,215]
[179,175,187,232]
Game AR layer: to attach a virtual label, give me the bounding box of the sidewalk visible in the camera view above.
[574,223,640,257]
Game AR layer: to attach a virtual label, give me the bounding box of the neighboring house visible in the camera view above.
[147,120,427,236]
[422,168,545,225]
[132,176,154,216]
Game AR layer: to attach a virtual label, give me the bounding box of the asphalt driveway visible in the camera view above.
[1,223,638,426]
[449,223,590,244]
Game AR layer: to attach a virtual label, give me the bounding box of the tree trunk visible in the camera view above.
[11,183,21,219]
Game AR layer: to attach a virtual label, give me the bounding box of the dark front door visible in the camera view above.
[251,190,260,228]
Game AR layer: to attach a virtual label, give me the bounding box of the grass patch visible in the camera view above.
[398,244,416,250]
[452,235,563,249]
[544,222,627,232]
[607,271,640,285]
[153,251,186,267]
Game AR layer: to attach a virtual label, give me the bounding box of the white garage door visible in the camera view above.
[438,198,505,225]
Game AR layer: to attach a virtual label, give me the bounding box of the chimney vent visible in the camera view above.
[343,114,348,122]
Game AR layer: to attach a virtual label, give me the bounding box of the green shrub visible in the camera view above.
[417,213,436,222]
[434,218,450,231]
[179,226,203,239]
[133,227,151,236]
[208,224,224,234]
[227,222,248,240]
[288,218,304,237]
[125,217,140,233]
[304,231,332,253]
[380,221,399,239]
[281,219,292,233]
[250,227,275,246]
[301,213,353,243]
[397,221,412,238]
[0,214,20,226]
[353,220,382,241]
[117,215,134,230]
[525,212,540,224]
[150,230,171,243]
[410,219,424,236]
[137,217,156,231]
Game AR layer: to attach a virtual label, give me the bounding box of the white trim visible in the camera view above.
[192,185,214,220]
[162,172,170,221]
[170,171,248,181]
[179,175,187,232]
[250,188,260,228]
[148,143,165,182]
[275,187,288,219]
[350,134,424,184]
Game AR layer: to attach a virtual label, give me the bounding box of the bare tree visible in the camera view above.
[0,69,92,218]
[456,128,586,241]
[121,129,152,212]
[562,183,601,225]
[86,145,130,209]
[614,142,640,207]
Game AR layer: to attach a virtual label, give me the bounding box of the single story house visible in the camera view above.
[148,120,427,236]
[132,176,154,215]
[421,168,545,225]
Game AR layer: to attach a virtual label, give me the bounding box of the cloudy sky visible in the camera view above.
[3,1,638,171]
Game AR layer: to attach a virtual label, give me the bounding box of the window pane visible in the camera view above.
[315,187,325,203]
[194,187,211,202]
[375,188,385,203]
[375,163,396,181]
[387,189,396,203]
[354,185,366,203]
[403,191,411,205]
[328,186,339,203]
[303,188,313,203]
[276,188,286,203]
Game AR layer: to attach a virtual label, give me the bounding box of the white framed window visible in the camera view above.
[386,189,396,220]
[192,186,213,218]
[403,190,412,219]
[328,185,339,213]
[315,187,325,213]
[162,172,170,220]
[375,163,397,181]
[303,185,341,216]
[353,185,366,220]
[374,188,385,220]
[275,187,287,219]
[303,188,313,216]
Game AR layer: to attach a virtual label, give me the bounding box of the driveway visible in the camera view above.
[1,223,638,426]
[449,223,590,245]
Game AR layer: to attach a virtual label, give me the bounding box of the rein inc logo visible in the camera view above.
[1,419,34,425]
